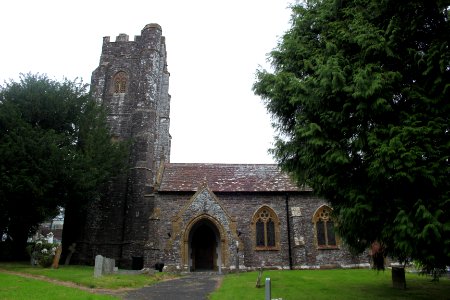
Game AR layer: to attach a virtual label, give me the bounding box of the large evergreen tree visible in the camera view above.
[254,0,449,272]
[0,74,128,259]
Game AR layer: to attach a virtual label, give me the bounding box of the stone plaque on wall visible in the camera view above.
[294,236,305,246]
[291,206,302,217]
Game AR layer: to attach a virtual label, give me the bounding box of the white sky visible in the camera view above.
[1,0,294,164]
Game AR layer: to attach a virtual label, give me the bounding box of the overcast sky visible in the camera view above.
[1,0,294,164]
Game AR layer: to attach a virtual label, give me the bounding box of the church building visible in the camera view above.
[75,24,368,272]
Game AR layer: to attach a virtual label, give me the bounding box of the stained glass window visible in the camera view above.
[327,220,336,246]
[314,206,338,248]
[267,219,275,247]
[253,206,279,250]
[256,220,265,247]
[113,71,127,93]
[317,220,326,246]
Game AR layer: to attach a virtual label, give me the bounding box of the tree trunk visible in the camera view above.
[7,222,31,261]
[61,203,86,264]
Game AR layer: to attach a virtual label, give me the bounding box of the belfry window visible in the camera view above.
[313,205,338,249]
[113,71,127,93]
[252,206,280,250]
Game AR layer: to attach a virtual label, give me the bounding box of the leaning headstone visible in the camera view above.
[256,267,263,288]
[265,277,271,300]
[30,251,38,266]
[65,243,76,265]
[51,244,63,269]
[94,255,104,277]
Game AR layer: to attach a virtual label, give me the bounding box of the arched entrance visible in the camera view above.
[189,219,220,271]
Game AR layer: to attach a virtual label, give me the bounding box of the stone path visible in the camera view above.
[124,272,223,300]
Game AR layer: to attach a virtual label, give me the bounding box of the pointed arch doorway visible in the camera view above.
[188,219,221,271]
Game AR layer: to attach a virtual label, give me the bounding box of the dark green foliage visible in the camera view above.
[254,0,450,272]
[0,74,128,259]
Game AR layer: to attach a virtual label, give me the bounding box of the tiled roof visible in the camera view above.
[157,163,310,192]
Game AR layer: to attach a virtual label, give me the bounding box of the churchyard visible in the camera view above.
[0,262,449,299]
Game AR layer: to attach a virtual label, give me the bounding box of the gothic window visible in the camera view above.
[313,205,338,249]
[113,71,127,93]
[252,206,280,250]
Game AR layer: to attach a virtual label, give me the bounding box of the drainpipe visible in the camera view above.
[285,193,293,270]
[119,173,131,266]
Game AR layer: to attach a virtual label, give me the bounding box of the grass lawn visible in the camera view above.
[2,263,449,300]
[0,262,176,289]
[210,269,450,300]
[0,272,119,300]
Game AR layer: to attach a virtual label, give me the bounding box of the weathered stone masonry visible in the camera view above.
[77,24,171,268]
[154,163,367,271]
[76,24,369,271]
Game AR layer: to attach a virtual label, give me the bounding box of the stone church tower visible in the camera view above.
[78,24,171,268]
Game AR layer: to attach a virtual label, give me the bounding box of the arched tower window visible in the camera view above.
[113,71,128,93]
[252,206,280,250]
[313,205,338,249]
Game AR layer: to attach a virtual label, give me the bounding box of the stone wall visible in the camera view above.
[154,189,368,272]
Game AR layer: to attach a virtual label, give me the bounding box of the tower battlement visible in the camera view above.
[102,23,163,44]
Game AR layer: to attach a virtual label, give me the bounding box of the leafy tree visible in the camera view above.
[254,0,449,273]
[0,74,128,259]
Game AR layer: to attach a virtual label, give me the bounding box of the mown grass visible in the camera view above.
[210,269,450,300]
[0,272,119,300]
[0,262,176,289]
[2,263,449,300]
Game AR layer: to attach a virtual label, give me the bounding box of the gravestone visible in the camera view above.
[256,267,263,288]
[94,255,116,277]
[103,257,115,274]
[64,243,76,265]
[94,255,104,277]
[30,251,37,266]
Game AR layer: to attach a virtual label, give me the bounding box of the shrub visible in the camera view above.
[27,240,57,268]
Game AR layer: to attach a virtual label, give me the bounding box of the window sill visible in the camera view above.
[317,246,339,250]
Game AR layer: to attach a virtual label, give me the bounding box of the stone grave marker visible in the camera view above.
[94,255,116,277]
[103,257,115,274]
[256,267,263,288]
[94,255,104,277]
[65,243,76,265]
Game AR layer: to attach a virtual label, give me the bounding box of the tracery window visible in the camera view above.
[252,206,280,250]
[113,71,127,93]
[313,205,338,249]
